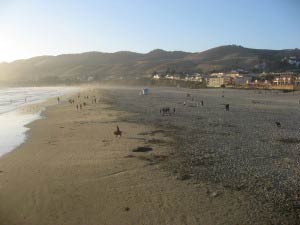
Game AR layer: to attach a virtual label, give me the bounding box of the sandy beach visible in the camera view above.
[0,86,300,224]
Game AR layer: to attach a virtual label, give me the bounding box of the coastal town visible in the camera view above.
[151,56,300,90]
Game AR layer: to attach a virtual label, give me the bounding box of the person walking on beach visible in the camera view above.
[76,104,79,110]
[57,97,60,103]
[80,104,82,110]
[201,100,204,106]
[173,107,176,113]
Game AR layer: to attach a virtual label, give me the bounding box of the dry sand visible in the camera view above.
[104,86,300,224]
[0,88,263,225]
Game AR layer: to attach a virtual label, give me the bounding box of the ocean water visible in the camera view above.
[0,87,77,157]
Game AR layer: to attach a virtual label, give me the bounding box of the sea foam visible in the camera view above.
[0,87,77,157]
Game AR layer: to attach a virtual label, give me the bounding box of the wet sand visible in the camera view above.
[0,88,261,225]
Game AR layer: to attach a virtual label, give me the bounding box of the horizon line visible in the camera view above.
[1,44,300,64]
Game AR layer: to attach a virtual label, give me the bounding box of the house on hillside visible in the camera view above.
[227,72,240,79]
[210,72,225,78]
[152,74,160,79]
[234,76,252,85]
[165,74,174,79]
[207,72,236,87]
[294,76,300,86]
[185,74,203,82]
[288,57,300,67]
[273,75,293,85]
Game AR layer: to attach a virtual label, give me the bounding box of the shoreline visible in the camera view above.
[0,87,80,158]
[0,87,266,225]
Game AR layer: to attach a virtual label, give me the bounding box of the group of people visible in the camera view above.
[83,95,98,104]
[186,92,231,111]
[160,107,176,116]
[68,92,100,111]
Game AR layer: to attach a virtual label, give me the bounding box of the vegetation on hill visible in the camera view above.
[0,45,299,85]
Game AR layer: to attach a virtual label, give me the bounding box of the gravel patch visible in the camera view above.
[102,86,300,223]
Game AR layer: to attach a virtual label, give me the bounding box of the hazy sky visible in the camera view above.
[0,0,299,62]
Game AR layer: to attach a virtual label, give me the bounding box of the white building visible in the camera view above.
[273,76,293,85]
[152,74,160,79]
[185,74,203,82]
[227,72,240,78]
[234,76,251,85]
[210,72,225,78]
[206,77,225,87]
[165,74,174,79]
[288,57,300,66]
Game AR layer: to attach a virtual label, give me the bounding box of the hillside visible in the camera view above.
[0,45,299,85]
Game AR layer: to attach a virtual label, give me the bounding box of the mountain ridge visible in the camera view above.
[0,45,299,84]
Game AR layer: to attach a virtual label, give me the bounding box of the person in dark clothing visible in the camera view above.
[225,104,229,111]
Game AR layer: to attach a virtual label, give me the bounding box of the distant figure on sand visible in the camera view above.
[225,104,229,111]
[57,97,60,103]
[76,104,79,110]
[114,125,122,137]
[201,100,204,106]
[275,121,281,127]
